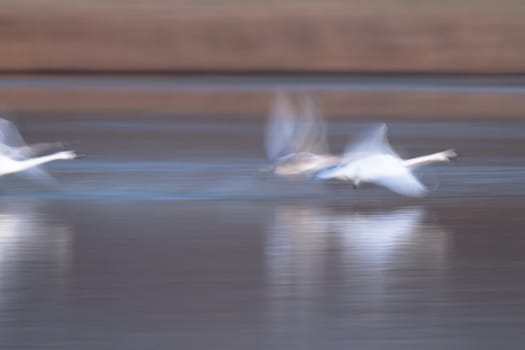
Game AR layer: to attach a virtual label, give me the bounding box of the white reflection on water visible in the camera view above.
[264,205,450,329]
[0,201,72,318]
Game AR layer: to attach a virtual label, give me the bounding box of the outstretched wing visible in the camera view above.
[342,123,397,164]
[265,93,331,164]
[373,169,427,197]
[0,117,58,184]
[265,93,297,163]
[295,95,329,156]
[0,117,62,159]
[0,117,27,155]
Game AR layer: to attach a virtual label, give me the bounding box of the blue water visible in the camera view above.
[1,118,525,349]
[1,119,523,203]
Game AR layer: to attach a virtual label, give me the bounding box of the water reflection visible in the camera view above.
[0,201,72,333]
[265,205,450,334]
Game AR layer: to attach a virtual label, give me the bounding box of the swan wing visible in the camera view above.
[373,169,427,197]
[265,93,297,162]
[0,117,28,155]
[295,94,330,156]
[342,123,397,164]
[0,117,61,185]
[0,117,63,159]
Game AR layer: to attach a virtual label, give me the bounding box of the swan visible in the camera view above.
[0,117,77,180]
[264,93,339,177]
[314,124,457,197]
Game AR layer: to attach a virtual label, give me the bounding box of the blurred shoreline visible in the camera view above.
[1,74,525,120]
[1,1,525,74]
[2,1,525,119]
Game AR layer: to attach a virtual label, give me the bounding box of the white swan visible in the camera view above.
[264,93,339,177]
[0,117,77,180]
[315,124,457,197]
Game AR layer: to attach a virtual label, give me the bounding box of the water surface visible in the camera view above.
[1,119,524,349]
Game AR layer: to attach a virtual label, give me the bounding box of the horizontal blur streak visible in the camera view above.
[3,75,525,118]
[0,118,525,348]
[1,118,524,201]
[1,1,525,73]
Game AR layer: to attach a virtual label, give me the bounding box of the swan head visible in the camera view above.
[55,150,78,160]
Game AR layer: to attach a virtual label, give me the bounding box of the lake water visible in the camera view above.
[0,118,524,349]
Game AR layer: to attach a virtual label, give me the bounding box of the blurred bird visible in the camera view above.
[264,92,339,178]
[315,124,457,197]
[0,117,78,182]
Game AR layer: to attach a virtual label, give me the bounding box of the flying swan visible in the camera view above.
[315,124,457,197]
[264,93,339,178]
[0,117,77,180]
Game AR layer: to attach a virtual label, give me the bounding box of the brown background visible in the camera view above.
[1,0,524,118]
